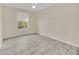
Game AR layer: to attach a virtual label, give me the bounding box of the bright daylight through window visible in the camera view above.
[17,12,29,29]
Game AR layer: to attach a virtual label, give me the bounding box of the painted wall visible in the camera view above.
[0,6,3,47]
[37,4,79,47]
[2,6,37,38]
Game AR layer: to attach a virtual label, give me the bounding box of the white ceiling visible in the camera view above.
[1,3,55,12]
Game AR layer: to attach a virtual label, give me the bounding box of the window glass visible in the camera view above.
[17,13,29,29]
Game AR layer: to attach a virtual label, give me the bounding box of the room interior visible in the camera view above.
[0,3,79,55]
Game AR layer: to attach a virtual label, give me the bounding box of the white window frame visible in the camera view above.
[17,12,29,30]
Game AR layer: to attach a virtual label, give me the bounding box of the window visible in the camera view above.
[17,12,29,29]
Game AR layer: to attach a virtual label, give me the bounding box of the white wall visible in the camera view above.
[0,6,3,47]
[3,6,37,38]
[37,4,79,47]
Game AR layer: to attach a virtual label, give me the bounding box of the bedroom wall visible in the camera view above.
[37,4,79,47]
[2,6,37,38]
[0,6,3,47]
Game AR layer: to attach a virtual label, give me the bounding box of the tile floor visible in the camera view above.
[0,34,78,55]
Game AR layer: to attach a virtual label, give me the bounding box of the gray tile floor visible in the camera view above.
[0,34,78,55]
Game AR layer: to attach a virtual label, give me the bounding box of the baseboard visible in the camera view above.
[3,33,38,40]
[3,32,79,48]
[39,33,79,48]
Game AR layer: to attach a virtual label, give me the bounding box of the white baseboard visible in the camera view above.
[39,33,79,48]
[3,33,38,39]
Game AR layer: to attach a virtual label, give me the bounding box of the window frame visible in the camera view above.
[17,12,29,30]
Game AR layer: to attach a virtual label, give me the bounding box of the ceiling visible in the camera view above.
[1,3,55,12]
